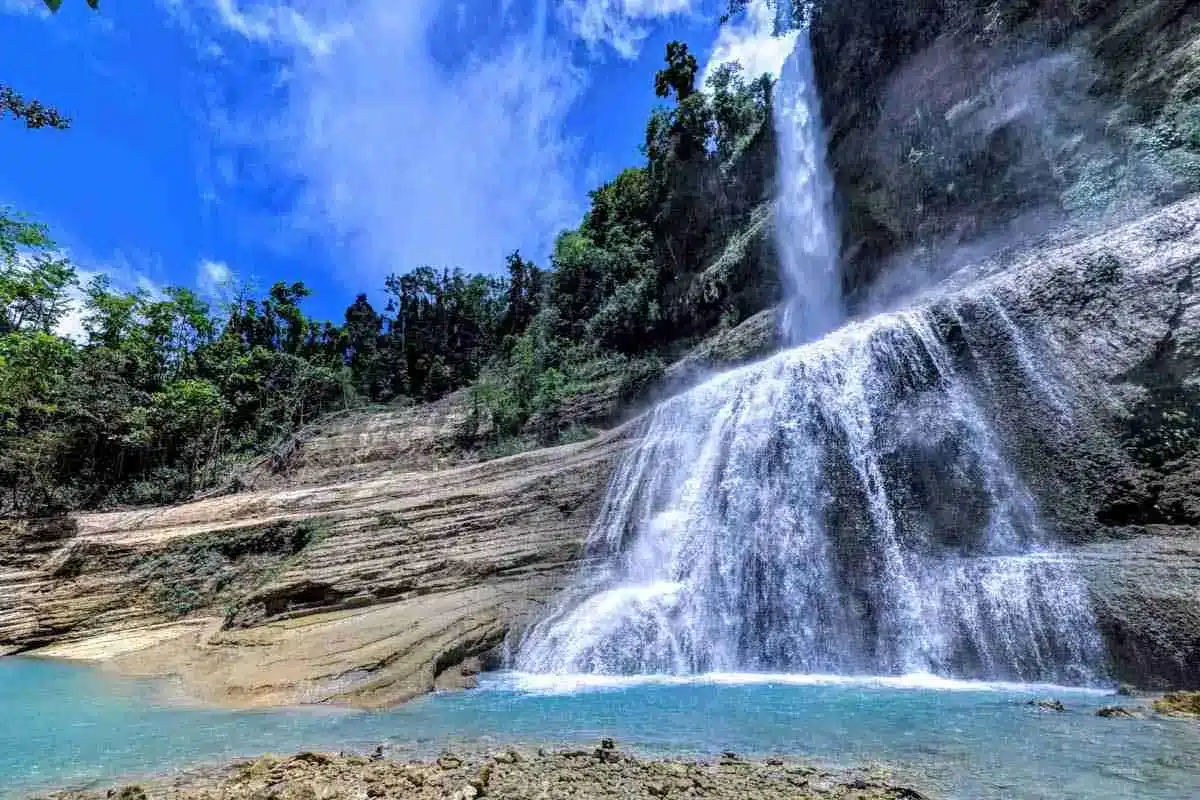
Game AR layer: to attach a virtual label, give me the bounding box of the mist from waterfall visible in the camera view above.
[514,26,1105,685]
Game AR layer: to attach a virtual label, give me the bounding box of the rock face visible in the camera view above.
[0,428,628,707]
[1153,690,1200,715]
[914,196,1200,688]
[811,0,1200,299]
[805,0,1200,688]
[0,293,779,708]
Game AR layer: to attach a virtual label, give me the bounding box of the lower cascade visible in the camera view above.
[515,307,1106,685]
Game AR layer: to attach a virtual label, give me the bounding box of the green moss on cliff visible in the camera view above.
[136,518,330,618]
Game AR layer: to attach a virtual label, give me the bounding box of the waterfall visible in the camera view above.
[514,27,1105,685]
[773,9,841,343]
[515,308,1104,682]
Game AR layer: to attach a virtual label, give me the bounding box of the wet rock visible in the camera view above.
[593,745,621,763]
[1028,699,1066,712]
[271,782,317,800]
[291,752,331,766]
[46,747,931,799]
[646,780,669,797]
[491,750,520,764]
[599,737,616,750]
[1096,705,1134,718]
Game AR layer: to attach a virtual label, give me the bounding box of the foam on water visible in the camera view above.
[493,671,1112,697]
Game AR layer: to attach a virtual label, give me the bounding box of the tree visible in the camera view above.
[1,213,76,335]
[1,1,100,130]
[498,251,543,342]
[655,41,699,102]
[343,294,386,401]
[0,31,782,513]
[0,87,71,130]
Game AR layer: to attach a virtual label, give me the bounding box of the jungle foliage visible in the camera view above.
[0,42,780,514]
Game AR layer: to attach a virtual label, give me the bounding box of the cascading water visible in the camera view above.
[514,24,1105,685]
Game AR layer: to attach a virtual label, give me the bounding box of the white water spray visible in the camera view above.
[516,308,1104,682]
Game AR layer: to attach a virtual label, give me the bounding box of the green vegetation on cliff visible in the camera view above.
[0,43,779,515]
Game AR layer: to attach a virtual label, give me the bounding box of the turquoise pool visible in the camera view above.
[1,659,1197,799]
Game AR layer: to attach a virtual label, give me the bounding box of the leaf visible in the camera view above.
[42,0,99,11]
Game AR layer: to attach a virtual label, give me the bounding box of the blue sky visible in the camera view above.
[0,0,791,322]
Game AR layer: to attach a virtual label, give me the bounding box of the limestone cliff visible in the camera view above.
[806,0,1200,688]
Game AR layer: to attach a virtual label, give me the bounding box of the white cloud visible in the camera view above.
[175,0,748,287]
[54,261,162,343]
[287,5,584,280]
[703,0,796,85]
[207,0,350,56]
[560,0,696,59]
[55,274,90,343]
[185,0,588,284]
[196,258,235,300]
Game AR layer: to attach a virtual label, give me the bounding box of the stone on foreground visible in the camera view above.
[37,745,929,800]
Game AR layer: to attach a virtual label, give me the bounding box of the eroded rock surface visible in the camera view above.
[0,429,628,707]
[812,0,1200,303]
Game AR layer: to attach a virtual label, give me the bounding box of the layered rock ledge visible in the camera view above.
[0,428,629,707]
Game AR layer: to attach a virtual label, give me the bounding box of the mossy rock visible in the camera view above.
[1153,691,1200,716]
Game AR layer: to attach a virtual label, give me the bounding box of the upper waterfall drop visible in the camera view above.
[773,15,841,343]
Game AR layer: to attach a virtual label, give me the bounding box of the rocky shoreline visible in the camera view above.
[35,742,931,800]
